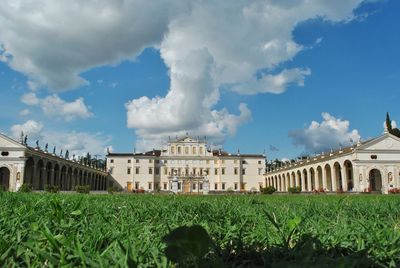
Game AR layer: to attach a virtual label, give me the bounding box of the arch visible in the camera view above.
[369,169,382,192]
[333,162,342,192]
[54,164,60,187]
[72,169,78,189]
[286,172,290,192]
[36,159,45,190]
[302,169,308,192]
[60,166,67,190]
[316,166,323,191]
[343,160,354,191]
[324,164,333,192]
[45,162,53,187]
[24,157,35,186]
[67,167,73,190]
[309,167,315,191]
[291,172,296,188]
[296,170,301,189]
[0,166,10,190]
[282,174,286,192]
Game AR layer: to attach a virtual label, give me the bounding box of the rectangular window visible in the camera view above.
[135,167,139,174]
[149,168,153,174]
[242,169,246,175]
[222,183,225,190]
[155,183,159,190]
[234,183,238,190]
[242,160,246,164]
[148,182,152,190]
[135,182,139,189]
[185,147,189,154]
[193,147,197,154]
[178,147,182,154]
[128,159,131,163]
[258,160,262,164]
[193,168,196,175]
[135,159,139,163]
[171,147,175,154]
[178,182,181,190]
[199,183,203,190]
[222,168,225,175]
[163,183,167,190]
[110,159,114,163]
[127,168,131,175]
[155,167,160,175]
[214,168,218,175]
[214,183,218,190]
[164,167,168,175]
[234,168,238,175]
[193,183,196,190]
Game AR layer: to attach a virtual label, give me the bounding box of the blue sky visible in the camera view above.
[0,0,399,160]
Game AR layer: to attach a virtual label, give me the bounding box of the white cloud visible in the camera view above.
[289,113,361,153]
[0,1,366,149]
[21,92,39,105]
[20,92,92,121]
[10,120,111,157]
[232,68,311,95]
[19,109,30,116]
[10,120,43,141]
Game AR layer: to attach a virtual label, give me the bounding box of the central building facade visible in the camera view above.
[106,136,265,193]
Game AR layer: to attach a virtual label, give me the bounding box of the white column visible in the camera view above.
[307,170,312,192]
[332,167,337,192]
[301,171,306,192]
[322,167,327,191]
[315,168,320,190]
[341,168,348,192]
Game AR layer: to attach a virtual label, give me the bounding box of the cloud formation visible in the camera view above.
[289,113,361,153]
[0,0,365,149]
[21,93,92,121]
[10,120,111,156]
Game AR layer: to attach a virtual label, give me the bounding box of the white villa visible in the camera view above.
[106,136,266,193]
[265,131,400,194]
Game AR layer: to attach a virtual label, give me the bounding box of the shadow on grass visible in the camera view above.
[163,226,386,267]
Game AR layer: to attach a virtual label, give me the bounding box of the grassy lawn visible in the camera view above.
[0,193,399,267]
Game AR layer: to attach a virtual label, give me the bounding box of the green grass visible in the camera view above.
[0,193,399,267]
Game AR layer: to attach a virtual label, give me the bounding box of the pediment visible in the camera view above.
[0,133,26,149]
[357,133,400,151]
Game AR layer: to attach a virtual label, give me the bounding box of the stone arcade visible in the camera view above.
[265,131,400,194]
[0,133,110,192]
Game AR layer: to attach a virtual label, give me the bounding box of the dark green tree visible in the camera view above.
[386,112,393,132]
[386,112,400,138]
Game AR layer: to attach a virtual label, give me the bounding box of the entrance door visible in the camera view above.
[0,167,10,191]
[369,169,382,192]
[127,182,132,191]
[183,180,190,193]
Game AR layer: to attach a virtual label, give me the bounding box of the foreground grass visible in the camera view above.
[0,193,399,267]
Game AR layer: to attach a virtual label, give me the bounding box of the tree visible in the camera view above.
[386,112,400,138]
[386,112,393,132]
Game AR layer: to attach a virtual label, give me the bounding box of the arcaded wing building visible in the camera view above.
[265,132,400,194]
[0,133,110,192]
[106,136,265,193]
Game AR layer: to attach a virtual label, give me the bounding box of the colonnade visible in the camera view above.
[265,160,354,193]
[23,155,109,191]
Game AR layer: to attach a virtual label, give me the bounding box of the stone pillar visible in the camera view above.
[296,173,300,188]
[315,169,320,190]
[341,168,348,192]
[332,168,337,192]
[301,171,306,192]
[307,170,312,192]
[322,167,327,192]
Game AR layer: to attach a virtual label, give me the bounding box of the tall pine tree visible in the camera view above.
[386,112,393,132]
